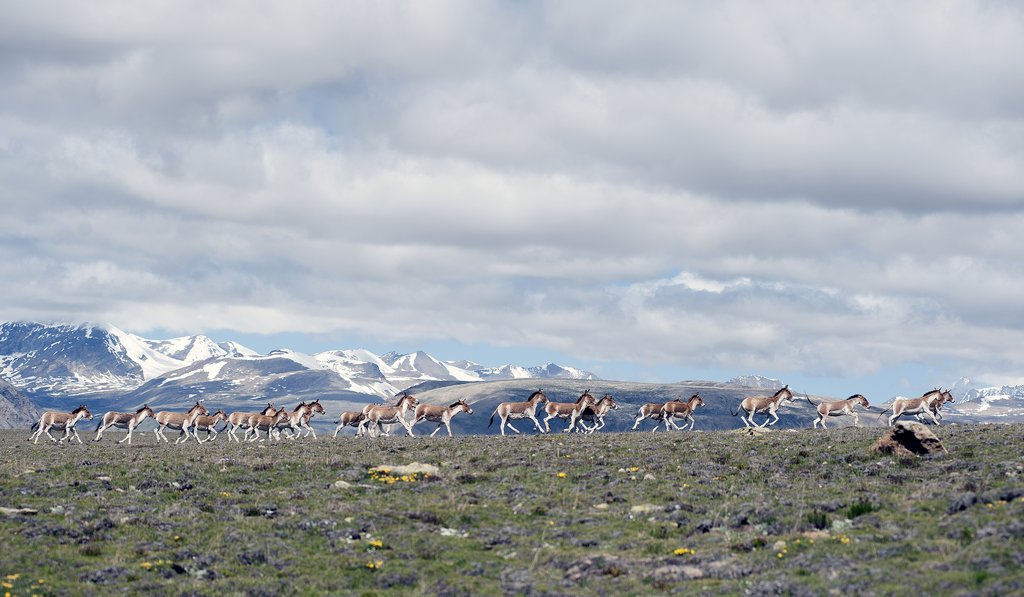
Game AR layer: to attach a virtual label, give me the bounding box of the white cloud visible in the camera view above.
[1,1,1023,387]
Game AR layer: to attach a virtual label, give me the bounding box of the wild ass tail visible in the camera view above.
[487,408,498,428]
[804,392,816,407]
[730,408,739,417]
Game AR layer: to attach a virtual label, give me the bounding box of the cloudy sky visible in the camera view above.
[2,1,1023,397]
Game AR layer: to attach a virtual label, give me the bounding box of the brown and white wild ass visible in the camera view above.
[413,399,473,437]
[879,389,944,427]
[631,397,683,432]
[575,394,618,433]
[245,409,292,442]
[487,390,548,436]
[662,393,705,431]
[154,401,209,443]
[29,405,93,444]
[807,394,871,429]
[543,390,597,433]
[731,385,796,428]
[359,393,419,437]
[293,399,325,439]
[192,410,229,443]
[226,403,276,442]
[332,411,366,438]
[916,389,954,424]
[274,400,326,440]
[94,404,155,444]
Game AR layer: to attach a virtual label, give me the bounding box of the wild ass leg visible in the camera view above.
[303,423,317,439]
[43,425,61,443]
[502,418,522,435]
[542,414,554,433]
[117,425,134,444]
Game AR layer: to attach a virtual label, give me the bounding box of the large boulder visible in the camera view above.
[872,421,947,457]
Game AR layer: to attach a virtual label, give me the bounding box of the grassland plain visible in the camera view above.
[1,425,1023,596]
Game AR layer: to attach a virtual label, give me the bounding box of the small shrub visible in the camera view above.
[805,510,829,530]
[959,527,975,546]
[847,499,878,518]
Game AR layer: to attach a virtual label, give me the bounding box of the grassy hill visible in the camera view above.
[1,424,1022,594]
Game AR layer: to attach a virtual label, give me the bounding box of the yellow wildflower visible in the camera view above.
[557,472,567,478]
[4,575,18,581]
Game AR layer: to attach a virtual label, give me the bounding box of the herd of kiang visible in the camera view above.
[26,385,956,445]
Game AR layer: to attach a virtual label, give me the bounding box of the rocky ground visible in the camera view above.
[0,424,1022,595]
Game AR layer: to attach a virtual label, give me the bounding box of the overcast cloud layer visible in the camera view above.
[2,1,1024,390]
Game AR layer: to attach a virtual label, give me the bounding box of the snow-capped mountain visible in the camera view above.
[0,322,255,395]
[0,322,598,410]
[943,376,1024,420]
[727,375,783,390]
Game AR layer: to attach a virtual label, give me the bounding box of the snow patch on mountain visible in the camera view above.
[727,375,783,390]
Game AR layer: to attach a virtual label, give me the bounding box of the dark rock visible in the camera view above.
[948,492,978,514]
[872,421,947,457]
[79,566,129,584]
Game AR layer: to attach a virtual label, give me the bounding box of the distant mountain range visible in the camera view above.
[943,376,1024,421]
[0,322,597,412]
[3,321,1023,429]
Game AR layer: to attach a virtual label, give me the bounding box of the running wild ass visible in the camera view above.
[29,405,93,444]
[246,409,292,442]
[94,404,155,444]
[731,385,796,428]
[359,393,419,437]
[192,410,229,443]
[807,394,871,429]
[487,390,548,436]
[272,400,326,440]
[916,389,954,424]
[662,393,705,431]
[543,390,597,433]
[226,403,277,442]
[879,389,945,427]
[631,397,684,432]
[154,401,209,443]
[290,399,325,439]
[575,395,618,433]
[413,399,473,437]
[333,411,366,438]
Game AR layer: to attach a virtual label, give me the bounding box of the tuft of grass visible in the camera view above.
[805,510,830,530]
[847,498,878,518]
